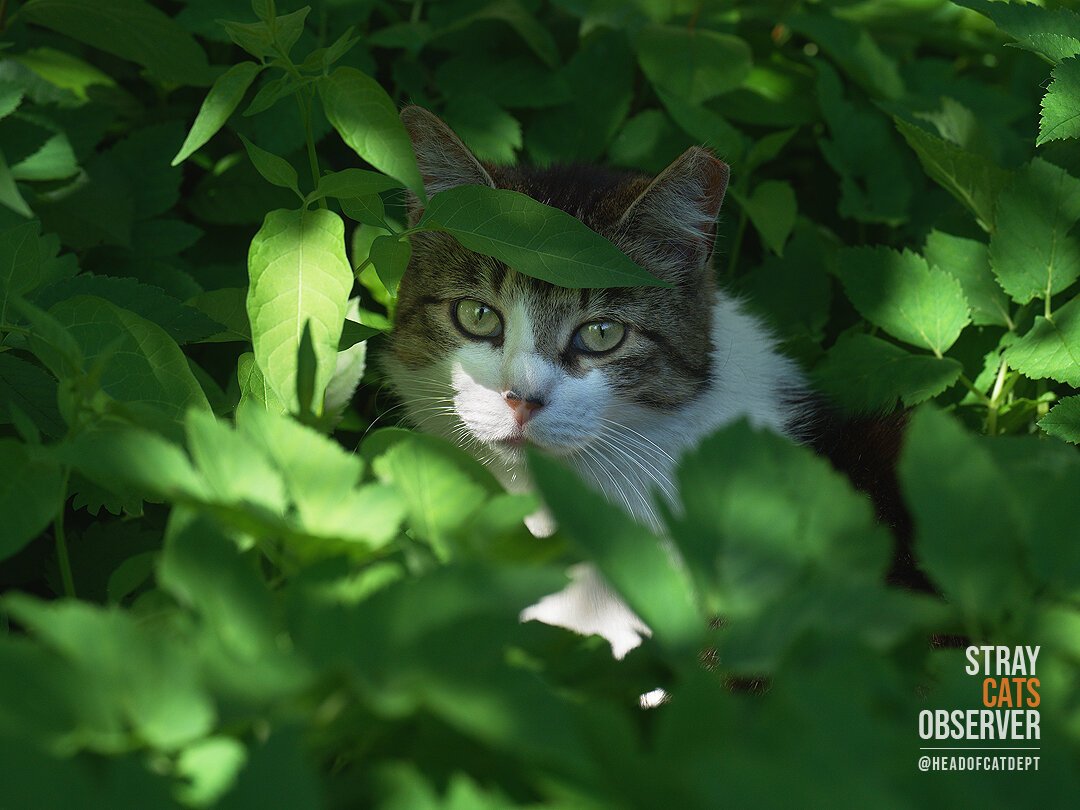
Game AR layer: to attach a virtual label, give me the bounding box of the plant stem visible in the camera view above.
[957,373,991,407]
[985,357,1009,435]
[55,468,76,598]
[298,90,327,209]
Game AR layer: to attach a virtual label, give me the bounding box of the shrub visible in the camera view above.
[0,0,1077,806]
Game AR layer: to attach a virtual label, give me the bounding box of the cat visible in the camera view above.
[383,105,904,660]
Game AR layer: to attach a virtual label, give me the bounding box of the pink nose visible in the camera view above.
[504,391,544,426]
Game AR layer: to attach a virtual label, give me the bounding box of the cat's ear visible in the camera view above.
[617,147,729,277]
[401,105,493,222]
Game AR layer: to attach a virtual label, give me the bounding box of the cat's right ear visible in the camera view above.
[401,105,493,223]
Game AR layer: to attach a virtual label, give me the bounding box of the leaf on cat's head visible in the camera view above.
[618,146,730,277]
[400,105,493,222]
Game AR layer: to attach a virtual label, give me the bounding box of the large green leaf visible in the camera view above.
[835,247,970,354]
[1039,395,1080,445]
[246,208,353,413]
[788,12,903,100]
[635,24,752,104]
[0,221,43,327]
[530,451,702,655]
[306,168,402,204]
[319,67,424,197]
[989,159,1080,305]
[924,230,1011,328]
[814,333,963,412]
[419,185,665,289]
[0,353,63,437]
[1039,56,1080,146]
[898,408,1029,623]
[4,593,216,750]
[894,117,1009,231]
[1005,295,1080,387]
[816,64,911,224]
[21,0,213,86]
[172,61,263,166]
[158,508,278,660]
[31,275,223,345]
[0,439,63,560]
[732,181,796,256]
[49,295,210,422]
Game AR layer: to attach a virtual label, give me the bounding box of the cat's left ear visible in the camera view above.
[618,147,729,277]
[401,105,493,223]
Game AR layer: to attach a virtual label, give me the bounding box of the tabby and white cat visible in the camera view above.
[384,106,813,659]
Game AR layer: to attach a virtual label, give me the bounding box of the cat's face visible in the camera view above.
[385,106,729,478]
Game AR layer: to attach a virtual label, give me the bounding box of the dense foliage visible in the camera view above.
[0,0,1078,806]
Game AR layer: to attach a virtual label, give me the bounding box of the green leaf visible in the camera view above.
[21,0,213,86]
[670,422,890,621]
[306,168,402,205]
[369,235,411,296]
[894,116,1010,231]
[530,451,702,655]
[435,53,570,111]
[175,737,247,809]
[367,430,497,558]
[0,148,33,218]
[525,30,633,163]
[159,508,277,659]
[237,351,285,413]
[0,353,62,437]
[1039,56,1080,146]
[0,82,24,119]
[173,62,263,166]
[0,220,43,326]
[814,333,963,412]
[268,7,310,57]
[440,0,560,68]
[340,195,389,229]
[10,128,78,182]
[816,64,911,225]
[419,185,665,289]
[441,93,522,164]
[50,295,211,422]
[898,408,1029,623]
[734,181,796,256]
[59,424,207,503]
[788,12,903,100]
[32,275,223,345]
[924,230,1011,328]
[237,404,402,545]
[246,208,353,413]
[989,159,1080,305]
[835,247,970,354]
[1005,295,1080,387]
[220,19,275,61]
[295,320,317,419]
[4,594,216,750]
[185,409,285,512]
[239,135,301,197]
[0,439,63,561]
[635,24,752,104]
[8,295,84,381]
[1039,396,1080,444]
[9,47,115,102]
[319,67,425,198]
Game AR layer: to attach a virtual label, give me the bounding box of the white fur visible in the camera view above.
[386,289,809,659]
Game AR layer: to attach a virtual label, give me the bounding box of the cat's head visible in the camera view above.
[385,105,729,475]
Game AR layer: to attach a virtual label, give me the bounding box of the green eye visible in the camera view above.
[453,299,503,339]
[572,321,626,354]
